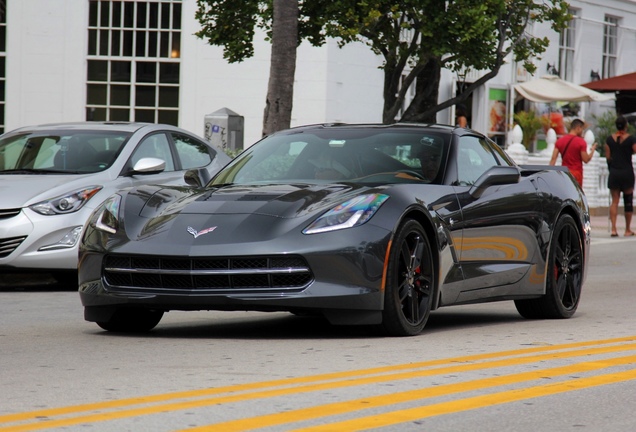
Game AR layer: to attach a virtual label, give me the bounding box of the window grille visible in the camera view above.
[86,0,182,125]
[602,16,619,79]
[558,9,578,82]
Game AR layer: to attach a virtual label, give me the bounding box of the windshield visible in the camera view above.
[211,127,450,186]
[0,130,131,174]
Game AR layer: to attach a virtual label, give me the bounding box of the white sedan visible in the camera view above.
[0,122,231,285]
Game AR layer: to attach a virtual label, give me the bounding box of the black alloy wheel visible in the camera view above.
[96,308,164,332]
[515,214,583,319]
[382,220,434,336]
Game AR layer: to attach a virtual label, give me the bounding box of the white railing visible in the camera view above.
[506,126,635,212]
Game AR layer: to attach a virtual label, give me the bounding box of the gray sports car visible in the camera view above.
[79,123,591,336]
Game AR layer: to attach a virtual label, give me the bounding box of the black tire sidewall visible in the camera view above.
[97,309,163,332]
[382,219,433,336]
[547,214,583,317]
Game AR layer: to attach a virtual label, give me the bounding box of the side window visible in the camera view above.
[171,133,213,170]
[131,133,175,171]
[489,138,514,166]
[456,136,499,186]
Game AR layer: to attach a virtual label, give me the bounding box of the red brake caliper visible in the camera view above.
[414,266,421,289]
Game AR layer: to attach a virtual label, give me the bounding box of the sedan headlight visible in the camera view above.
[29,186,102,215]
[303,194,389,234]
[95,194,122,234]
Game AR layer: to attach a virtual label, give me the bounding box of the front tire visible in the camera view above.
[96,308,164,332]
[515,214,583,319]
[54,270,78,289]
[382,220,434,336]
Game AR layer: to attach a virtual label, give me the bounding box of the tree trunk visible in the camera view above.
[381,60,401,124]
[399,58,441,124]
[262,0,298,137]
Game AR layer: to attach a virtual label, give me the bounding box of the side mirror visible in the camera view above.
[184,167,212,188]
[131,157,166,175]
[469,165,520,199]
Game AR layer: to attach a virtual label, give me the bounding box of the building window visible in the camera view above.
[86,0,182,125]
[0,2,6,133]
[603,16,619,79]
[558,9,577,82]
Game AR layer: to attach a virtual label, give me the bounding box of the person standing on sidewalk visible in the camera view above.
[549,118,597,188]
[604,115,636,237]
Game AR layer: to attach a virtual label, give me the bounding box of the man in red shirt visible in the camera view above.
[549,118,598,188]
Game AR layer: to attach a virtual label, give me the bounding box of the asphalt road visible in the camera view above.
[1,231,636,431]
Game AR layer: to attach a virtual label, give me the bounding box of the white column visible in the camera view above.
[583,130,601,206]
[541,128,557,157]
[506,124,529,164]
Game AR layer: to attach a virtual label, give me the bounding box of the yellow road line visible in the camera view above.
[183,354,636,432]
[298,367,636,431]
[3,335,634,425]
[2,339,636,431]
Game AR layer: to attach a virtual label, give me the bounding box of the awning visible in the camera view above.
[581,72,636,92]
[514,75,615,103]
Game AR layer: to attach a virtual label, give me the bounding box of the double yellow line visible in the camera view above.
[2,336,636,431]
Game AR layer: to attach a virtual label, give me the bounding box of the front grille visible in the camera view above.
[0,236,27,258]
[103,254,313,294]
[0,208,21,220]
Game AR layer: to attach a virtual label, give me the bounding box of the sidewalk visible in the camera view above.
[590,213,632,237]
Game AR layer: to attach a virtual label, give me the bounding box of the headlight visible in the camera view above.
[30,186,102,215]
[303,194,389,234]
[95,194,122,234]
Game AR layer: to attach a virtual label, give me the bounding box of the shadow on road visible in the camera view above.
[85,306,523,340]
[0,272,78,292]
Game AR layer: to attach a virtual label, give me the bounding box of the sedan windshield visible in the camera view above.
[0,130,131,174]
[211,127,450,185]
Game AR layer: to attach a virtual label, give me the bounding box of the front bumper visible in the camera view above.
[0,208,89,270]
[79,224,393,324]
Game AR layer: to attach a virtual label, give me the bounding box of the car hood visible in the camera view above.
[0,174,108,207]
[137,183,377,219]
[118,183,382,246]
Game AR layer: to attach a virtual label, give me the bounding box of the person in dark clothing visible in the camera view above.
[604,115,636,237]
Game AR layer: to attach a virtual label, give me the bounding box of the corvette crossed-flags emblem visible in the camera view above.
[187,226,217,238]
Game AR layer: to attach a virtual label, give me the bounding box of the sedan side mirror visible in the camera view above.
[469,165,520,199]
[130,157,166,175]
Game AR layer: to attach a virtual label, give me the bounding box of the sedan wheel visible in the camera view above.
[515,214,583,319]
[382,220,434,336]
[96,309,164,332]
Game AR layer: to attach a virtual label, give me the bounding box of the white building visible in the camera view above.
[2,0,636,147]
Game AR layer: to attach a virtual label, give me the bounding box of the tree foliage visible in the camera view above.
[195,0,329,134]
[320,0,571,123]
[195,0,571,126]
[195,1,329,63]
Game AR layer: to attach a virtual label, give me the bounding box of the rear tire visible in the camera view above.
[515,214,583,319]
[96,308,164,332]
[382,220,434,336]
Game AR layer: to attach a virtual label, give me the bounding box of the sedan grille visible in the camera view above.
[0,236,27,258]
[0,208,21,220]
[103,254,313,294]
